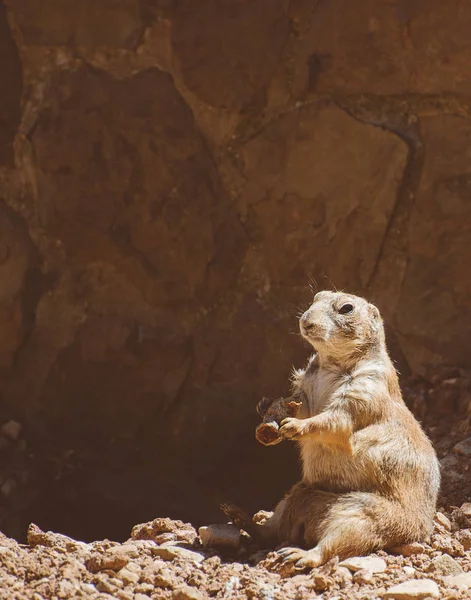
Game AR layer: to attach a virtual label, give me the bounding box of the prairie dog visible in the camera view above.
[223,291,440,569]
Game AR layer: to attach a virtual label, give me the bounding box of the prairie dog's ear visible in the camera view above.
[368,303,383,335]
[368,303,381,321]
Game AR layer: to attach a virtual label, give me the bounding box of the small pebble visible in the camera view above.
[95,578,118,594]
[335,566,353,586]
[172,585,204,600]
[435,511,452,531]
[460,502,471,520]
[223,576,240,596]
[390,542,425,556]
[384,578,440,599]
[444,572,471,590]
[353,568,373,584]
[118,565,141,585]
[452,437,471,456]
[339,556,386,573]
[427,553,463,576]
[80,583,97,594]
[313,572,333,591]
[431,532,464,556]
[198,524,241,550]
[117,544,139,558]
[153,546,205,563]
[456,528,471,550]
[86,551,129,573]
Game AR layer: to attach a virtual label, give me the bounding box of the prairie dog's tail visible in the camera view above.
[220,502,256,536]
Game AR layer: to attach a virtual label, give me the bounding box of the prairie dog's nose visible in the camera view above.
[300,313,313,332]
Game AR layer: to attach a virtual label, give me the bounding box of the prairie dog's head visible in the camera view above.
[299,291,385,360]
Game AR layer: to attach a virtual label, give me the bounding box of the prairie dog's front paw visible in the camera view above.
[279,417,308,440]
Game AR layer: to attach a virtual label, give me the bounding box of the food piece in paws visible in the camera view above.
[255,421,281,446]
[255,397,302,446]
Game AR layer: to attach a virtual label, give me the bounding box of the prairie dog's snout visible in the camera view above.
[299,311,328,340]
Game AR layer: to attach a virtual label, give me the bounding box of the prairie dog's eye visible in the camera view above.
[338,303,354,314]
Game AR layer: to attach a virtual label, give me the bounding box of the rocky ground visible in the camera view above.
[3,500,471,600]
[1,373,471,600]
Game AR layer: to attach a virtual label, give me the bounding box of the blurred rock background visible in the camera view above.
[0,0,470,541]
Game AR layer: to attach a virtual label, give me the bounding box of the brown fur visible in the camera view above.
[223,291,440,569]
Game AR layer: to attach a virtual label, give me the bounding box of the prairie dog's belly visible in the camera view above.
[300,423,422,492]
[300,438,373,492]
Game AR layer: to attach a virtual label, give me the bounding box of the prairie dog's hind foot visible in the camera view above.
[277,546,323,570]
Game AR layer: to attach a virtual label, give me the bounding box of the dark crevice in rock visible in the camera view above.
[334,96,426,377]
[335,99,423,296]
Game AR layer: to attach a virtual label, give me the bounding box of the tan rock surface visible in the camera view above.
[0,0,470,555]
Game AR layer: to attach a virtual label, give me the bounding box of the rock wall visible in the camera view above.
[0,0,470,540]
